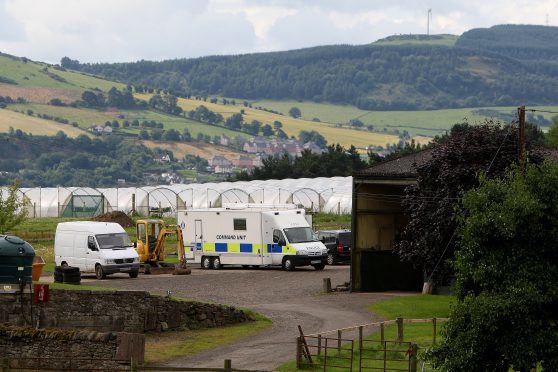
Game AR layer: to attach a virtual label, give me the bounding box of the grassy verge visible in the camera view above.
[144,312,272,364]
[35,281,115,291]
[312,213,351,231]
[277,294,453,371]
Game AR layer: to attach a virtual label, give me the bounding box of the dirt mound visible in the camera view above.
[92,211,134,228]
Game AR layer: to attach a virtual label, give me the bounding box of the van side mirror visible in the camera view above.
[273,236,279,244]
[279,239,286,246]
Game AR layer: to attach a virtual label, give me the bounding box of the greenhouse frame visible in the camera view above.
[11,177,352,218]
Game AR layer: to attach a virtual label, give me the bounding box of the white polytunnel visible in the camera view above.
[15,176,353,218]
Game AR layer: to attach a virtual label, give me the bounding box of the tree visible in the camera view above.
[0,180,28,233]
[298,130,327,148]
[138,130,150,140]
[163,128,180,141]
[396,121,544,283]
[349,119,364,128]
[225,113,243,130]
[288,107,302,118]
[546,115,558,147]
[261,124,274,136]
[429,162,558,371]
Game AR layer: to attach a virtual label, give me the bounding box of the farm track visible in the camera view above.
[90,265,403,370]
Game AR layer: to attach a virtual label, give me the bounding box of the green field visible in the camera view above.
[168,95,400,149]
[249,100,558,136]
[0,54,123,91]
[7,104,250,139]
[0,108,86,137]
[373,34,458,47]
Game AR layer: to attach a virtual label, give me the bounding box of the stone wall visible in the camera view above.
[0,325,144,370]
[0,289,252,333]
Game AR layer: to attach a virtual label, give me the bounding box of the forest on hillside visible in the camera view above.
[63,25,558,111]
[0,130,172,187]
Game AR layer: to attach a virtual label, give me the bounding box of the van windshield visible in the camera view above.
[96,233,133,249]
[283,227,317,244]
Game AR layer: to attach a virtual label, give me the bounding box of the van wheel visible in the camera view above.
[95,264,106,280]
[129,271,139,278]
[201,256,213,269]
[313,263,325,271]
[327,254,335,265]
[213,257,221,270]
[282,257,295,271]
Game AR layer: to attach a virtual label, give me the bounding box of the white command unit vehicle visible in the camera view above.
[54,221,140,279]
[177,206,328,270]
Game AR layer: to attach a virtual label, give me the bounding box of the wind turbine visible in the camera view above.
[427,9,433,36]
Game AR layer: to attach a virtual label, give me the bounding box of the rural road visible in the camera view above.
[88,265,403,371]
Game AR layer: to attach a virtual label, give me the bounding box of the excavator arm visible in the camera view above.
[135,220,190,275]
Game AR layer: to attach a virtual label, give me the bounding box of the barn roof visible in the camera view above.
[354,148,434,179]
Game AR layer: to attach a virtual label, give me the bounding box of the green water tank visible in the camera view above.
[0,235,35,284]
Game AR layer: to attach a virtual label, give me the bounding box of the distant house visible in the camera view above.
[253,154,264,167]
[231,155,253,169]
[208,155,231,167]
[283,142,302,157]
[88,125,105,134]
[159,154,171,162]
[303,142,324,154]
[214,165,234,174]
[103,126,113,133]
[243,138,268,154]
[219,135,231,146]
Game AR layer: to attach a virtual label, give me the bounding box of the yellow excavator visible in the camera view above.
[135,219,191,275]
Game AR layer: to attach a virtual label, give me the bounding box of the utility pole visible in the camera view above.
[518,106,526,173]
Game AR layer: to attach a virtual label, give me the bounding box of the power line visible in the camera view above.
[525,109,558,115]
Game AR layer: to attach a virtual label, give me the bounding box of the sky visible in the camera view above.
[0,0,556,64]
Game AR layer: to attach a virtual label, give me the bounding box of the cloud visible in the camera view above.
[0,0,556,63]
[0,0,25,41]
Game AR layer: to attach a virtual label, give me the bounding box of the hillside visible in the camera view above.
[456,25,558,61]
[64,25,558,110]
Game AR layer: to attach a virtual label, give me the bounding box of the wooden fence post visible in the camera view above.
[380,322,385,343]
[337,330,342,352]
[396,317,404,342]
[323,278,332,293]
[224,359,232,372]
[409,343,418,372]
[358,326,363,351]
[296,337,302,369]
[317,334,322,356]
[298,325,313,364]
[432,317,437,345]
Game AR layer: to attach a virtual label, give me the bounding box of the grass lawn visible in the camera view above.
[277,294,454,371]
[144,312,272,364]
[312,213,351,231]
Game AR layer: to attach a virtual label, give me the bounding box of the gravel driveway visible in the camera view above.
[90,265,399,370]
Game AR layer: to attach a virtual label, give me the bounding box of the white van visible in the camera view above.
[178,205,328,270]
[54,221,140,279]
